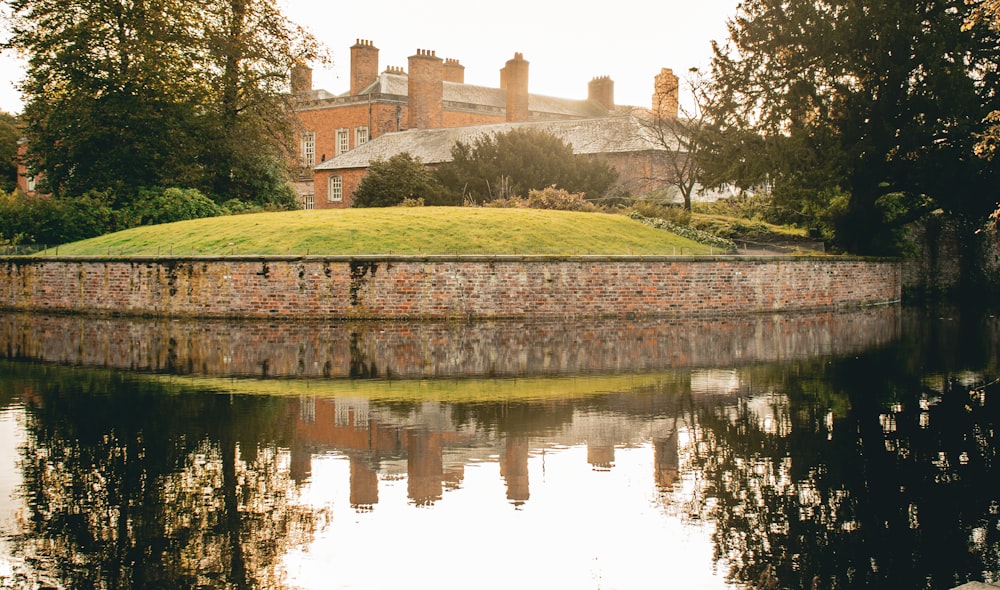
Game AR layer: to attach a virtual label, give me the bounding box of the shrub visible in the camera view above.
[124,187,224,226]
[627,202,692,226]
[524,186,597,211]
[434,128,618,204]
[628,212,737,252]
[353,153,450,207]
[0,189,117,246]
[482,187,598,212]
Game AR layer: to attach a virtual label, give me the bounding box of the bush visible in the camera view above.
[627,202,692,226]
[124,187,224,226]
[628,212,737,252]
[353,153,450,207]
[0,189,118,246]
[434,128,618,204]
[483,186,598,212]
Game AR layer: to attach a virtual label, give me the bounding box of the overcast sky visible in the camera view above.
[0,0,739,115]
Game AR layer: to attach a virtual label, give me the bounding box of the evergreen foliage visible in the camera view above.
[434,128,618,204]
[351,153,448,208]
[703,0,1000,255]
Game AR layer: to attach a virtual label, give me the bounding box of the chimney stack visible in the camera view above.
[443,58,465,83]
[408,49,444,129]
[351,39,379,96]
[653,68,679,120]
[504,52,529,122]
[588,76,614,111]
[291,64,313,94]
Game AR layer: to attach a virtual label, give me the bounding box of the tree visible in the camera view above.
[966,0,1000,163]
[704,0,1000,255]
[434,128,618,204]
[198,0,323,205]
[636,69,717,212]
[3,0,320,206]
[352,153,446,208]
[0,111,19,193]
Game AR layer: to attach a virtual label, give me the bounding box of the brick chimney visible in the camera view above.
[408,48,444,129]
[350,39,379,96]
[653,67,679,119]
[504,52,529,122]
[588,76,614,110]
[291,64,313,94]
[443,58,465,83]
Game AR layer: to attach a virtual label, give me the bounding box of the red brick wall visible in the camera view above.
[313,168,366,208]
[0,256,901,320]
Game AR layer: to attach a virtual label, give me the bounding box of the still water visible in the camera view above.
[0,308,996,590]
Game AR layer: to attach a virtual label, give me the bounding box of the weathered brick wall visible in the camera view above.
[0,255,901,320]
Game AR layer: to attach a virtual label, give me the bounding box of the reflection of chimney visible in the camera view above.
[500,436,530,505]
[653,67,679,119]
[351,39,379,96]
[443,58,465,83]
[653,432,679,489]
[588,76,614,110]
[406,429,443,505]
[291,64,313,94]
[350,456,379,509]
[587,444,615,471]
[408,49,444,129]
[504,52,529,122]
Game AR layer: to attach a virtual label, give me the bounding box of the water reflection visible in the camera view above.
[0,308,900,378]
[0,307,997,590]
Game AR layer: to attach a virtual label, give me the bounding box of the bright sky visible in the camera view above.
[0,0,739,115]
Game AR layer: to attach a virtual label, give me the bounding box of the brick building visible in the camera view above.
[292,39,681,208]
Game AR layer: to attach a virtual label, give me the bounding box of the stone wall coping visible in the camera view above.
[1,254,898,264]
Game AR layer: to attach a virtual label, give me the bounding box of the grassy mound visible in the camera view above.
[41,207,714,256]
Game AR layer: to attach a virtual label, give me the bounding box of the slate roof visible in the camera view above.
[315,115,677,171]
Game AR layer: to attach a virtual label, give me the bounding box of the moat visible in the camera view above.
[0,306,997,590]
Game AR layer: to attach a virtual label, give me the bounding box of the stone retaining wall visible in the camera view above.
[0,255,901,319]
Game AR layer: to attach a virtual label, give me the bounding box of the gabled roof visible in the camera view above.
[315,115,676,171]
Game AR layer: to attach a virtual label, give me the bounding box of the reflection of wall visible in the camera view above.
[0,307,901,379]
[0,256,901,319]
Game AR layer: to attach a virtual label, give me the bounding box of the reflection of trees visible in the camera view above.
[684,348,1000,589]
[8,369,317,589]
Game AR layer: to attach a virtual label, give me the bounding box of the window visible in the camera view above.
[336,128,350,155]
[355,126,369,146]
[328,175,343,203]
[302,193,314,209]
[300,131,316,168]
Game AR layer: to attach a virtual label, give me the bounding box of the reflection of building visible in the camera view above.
[500,436,530,505]
[654,432,679,489]
[407,429,444,506]
[350,456,379,510]
[588,444,616,471]
[288,393,685,509]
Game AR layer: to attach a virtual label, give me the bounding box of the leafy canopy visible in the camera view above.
[3,0,322,206]
[703,0,1000,254]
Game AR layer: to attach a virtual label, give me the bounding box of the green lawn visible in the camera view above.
[41,207,713,256]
